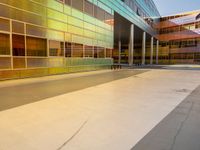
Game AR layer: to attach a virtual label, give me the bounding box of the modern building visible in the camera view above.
[0,0,161,80]
[3,0,199,80]
[156,10,200,64]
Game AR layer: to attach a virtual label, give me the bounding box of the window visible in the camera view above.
[0,18,10,32]
[49,40,64,56]
[106,48,112,57]
[12,34,25,56]
[84,0,93,16]
[26,24,46,37]
[94,6,105,21]
[105,12,114,25]
[98,47,105,58]
[94,46,105,58]
[27,58,48,68]
[13,57,26,68]
[65,42,72,57]
[12,21,24,34]
[72,43,83,57]
[0,33,10,55]
[94,46,98,58]
[26,36,47,56]
[65,0,71,5]
[0,57,11,69]
[72,0,83,11]
[85,45,93,57]
[58,0,112,25]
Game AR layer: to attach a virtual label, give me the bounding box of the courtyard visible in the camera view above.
[0,67,200,150]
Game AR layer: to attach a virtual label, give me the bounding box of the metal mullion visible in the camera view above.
[47,38,50,68]
[83,45,85,58]
[10,20,13,70]
[63,39,66,67]
[24,23,28,69]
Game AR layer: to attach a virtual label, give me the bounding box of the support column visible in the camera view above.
[156,40,159,64]
[129,24,134,66]
[150,37,154,65]
[142,32,146,65]
[118,40,121,64]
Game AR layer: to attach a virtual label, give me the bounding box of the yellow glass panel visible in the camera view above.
[47,8,67,23]
[0,18,10,32]
[0,33,10,55]
[68,25,83,35]
[64,5,71,15]
[13,57,26,69]
[47,19,67,32]
[12,21,24,34]
[84,29,95,39]
[68,16,83,28]
[47,0,63,12]
[47,29,65,41]
[0,57,11,69]
[84,37,93,46]
[83,14,96,24]
[72,35,84,44]
[71,8,83,20]
[65,32,72,42]
[26,24,47,37]
[84,22,95,31]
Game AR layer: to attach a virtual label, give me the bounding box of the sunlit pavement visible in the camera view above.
[0,68,200,150]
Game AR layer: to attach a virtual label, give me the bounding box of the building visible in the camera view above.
[156,10,200,64]
[0,0,163,80]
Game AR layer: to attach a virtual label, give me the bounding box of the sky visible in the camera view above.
[153,0,200,16]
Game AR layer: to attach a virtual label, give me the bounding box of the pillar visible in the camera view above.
[118,40,121,64]
[142,32,146,65]
[129,24,134,66]
[150,37,154,65]
[156,40,159,64]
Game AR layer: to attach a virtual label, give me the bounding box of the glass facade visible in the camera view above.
[0,33,10,55]
[156,10,200,64]
[0,0,161,79]
[1,0,200,80]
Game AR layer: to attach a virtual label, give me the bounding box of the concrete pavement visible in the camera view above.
[0,69,200,150]
[0,69,146,111]
[132,85,200,150]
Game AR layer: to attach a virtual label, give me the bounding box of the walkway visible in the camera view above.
[0,69,200,150]
[132,85,200,150]
[0,69,145,111]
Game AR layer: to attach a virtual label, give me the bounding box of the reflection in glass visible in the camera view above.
[94,6,105,21]
[106,48,112,58]
[49,40,64,56]
[13,57,26,68]
[12,34,25,56]
[65,0,71,5]
[27,36,47,56]
[94,46,98,58]
[12,21,24,34]
[27,58,48,68]
[65,42,72,57]
[84,0,93,16]
[0,57,11,69]
[26,24,46,37]
[0,33,10,55]
[0,18,10,32]
[72,0,83,11]
[85,45,93,57]
[98,47,105,58]
[72,43,83,57]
